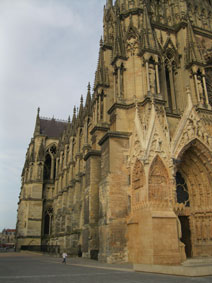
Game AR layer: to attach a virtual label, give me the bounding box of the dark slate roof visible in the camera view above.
[40,118,68,138]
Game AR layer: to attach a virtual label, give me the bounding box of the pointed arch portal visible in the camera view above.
[175,139,212,258]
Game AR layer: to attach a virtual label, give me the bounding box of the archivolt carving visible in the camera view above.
[176,139,212,210]
[148,155,170,202]
[174,110,212,158]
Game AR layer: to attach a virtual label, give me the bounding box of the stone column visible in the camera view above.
[146,61,150,93]
[194,73,201,103]
[155,63,160,94]
[202,70,210,106]
[169,65,177,110]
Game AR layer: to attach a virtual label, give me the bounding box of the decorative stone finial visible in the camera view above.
[88,82,91,93]
[106,0,113,9]
[100,37,103,48]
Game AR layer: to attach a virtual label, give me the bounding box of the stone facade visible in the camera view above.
[16,0,212,265]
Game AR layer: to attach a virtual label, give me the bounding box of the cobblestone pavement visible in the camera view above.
[0,252,212,283]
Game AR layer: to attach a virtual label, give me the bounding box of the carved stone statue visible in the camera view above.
[149,63,156,94]
[197,76,204,104]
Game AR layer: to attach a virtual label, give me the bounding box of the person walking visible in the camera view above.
[62,252,67,264]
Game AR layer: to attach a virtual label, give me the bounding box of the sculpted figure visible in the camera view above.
[197,77,204,104]
[187,120,195,140]
[149,64,156,94]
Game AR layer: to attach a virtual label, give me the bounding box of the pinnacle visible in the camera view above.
[186,19,205,67]
[88,82,91,93]
[100,37,103,47]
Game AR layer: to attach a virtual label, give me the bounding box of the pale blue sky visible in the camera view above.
[0,0,106,231]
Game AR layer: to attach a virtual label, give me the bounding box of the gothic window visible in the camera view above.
[176,171,190,207]
[44,145,57,181]
[50,145,56,155]
[162,48,178,112]
[44,214,50,235]
[44,207,53,235]
[206,67,212,105]
[86,118,90,143]
[44,154,51,180]
[120,63,125,97]
[66,146,69,165]
[114,65,118,97]
[100,92,104,120]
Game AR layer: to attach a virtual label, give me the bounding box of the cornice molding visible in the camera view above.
[99,131,131,146]
[90,125,109,135]
[84,150,101,161]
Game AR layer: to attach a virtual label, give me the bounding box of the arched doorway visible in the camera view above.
[175,139,212,258]
[176,171,192,258]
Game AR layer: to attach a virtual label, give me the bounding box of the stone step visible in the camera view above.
[182,257,212,266]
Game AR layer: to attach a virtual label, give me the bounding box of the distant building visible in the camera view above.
[0,229,16,246]
[16,0,212,265]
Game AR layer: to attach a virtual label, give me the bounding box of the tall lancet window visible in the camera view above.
[100,92,104,120]
[44,145,57,181]
[162,48,178,112]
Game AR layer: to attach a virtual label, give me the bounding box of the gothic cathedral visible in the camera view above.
[16,0,212,265]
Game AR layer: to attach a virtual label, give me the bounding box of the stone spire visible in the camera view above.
[140,3,160,56]
[71,106,77,135]
[85,82,92,117]
[186,20,205,68]
[76,96,84,128]
[106,0,113,9]
[65,115,72,140]
[94,39,110,90]
[33,107,41,137]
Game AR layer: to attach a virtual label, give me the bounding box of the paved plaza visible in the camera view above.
[0,252,212,283]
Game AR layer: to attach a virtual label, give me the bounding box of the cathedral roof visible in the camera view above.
[39,118,68,138]
[33,108,68,139]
